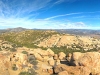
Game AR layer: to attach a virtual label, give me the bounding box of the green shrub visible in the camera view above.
[29,60,38,65]
[19,72,32,75]
[28,55,38,65]
[19,69,37,75]
[10,48,17,52]
[22,51,28,54]
[0,48,2,51]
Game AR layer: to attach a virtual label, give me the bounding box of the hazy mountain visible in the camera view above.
[0,27,28,34]
[55,29,100,35]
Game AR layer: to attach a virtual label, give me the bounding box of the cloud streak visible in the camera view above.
[45,11,100,20]
[45,12,82,20]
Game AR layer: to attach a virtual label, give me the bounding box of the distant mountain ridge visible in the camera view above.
[55,29,100,35]
[32,29,100,35]
[0,27,28,33]
[1,27,100,37]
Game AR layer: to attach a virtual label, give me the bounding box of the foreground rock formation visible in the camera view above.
[0,39,100,75]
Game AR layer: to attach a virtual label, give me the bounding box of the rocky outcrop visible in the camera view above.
[54,64,91,75]
[1,40,100,75]
[67,52,100,75]
[54,64,81,75]
[34,53,43,61]
[0,54,10,75]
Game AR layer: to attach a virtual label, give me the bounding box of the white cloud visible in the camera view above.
[54,21,90,29]
[0,16,90,29]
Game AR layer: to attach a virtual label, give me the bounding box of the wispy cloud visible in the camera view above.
[54,0,66,4]
[0,0,52,18]
[54,0,78,5]
[72,16,86,18]
[45,12,82,20]
[45,11,100,20]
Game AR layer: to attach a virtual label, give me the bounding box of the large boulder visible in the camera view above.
[15,53,28,63]
[72,52,84,61]
[0,54,10,75]
[70,52,84,66]
[54,64,91,75]
[33,48,48,56]
[39,50,48,56]
[54,64,80,75]
[78,52,100,74]
[47,48,54,56]
[41,64,52,70]
[48,57,55,66]
[80,66,91,75]
[48,59,55,66]
[58,52,66,60]
[34,53,43,61]
[68,52,100,74]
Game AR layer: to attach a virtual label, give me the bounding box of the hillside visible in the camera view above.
[0,30,58,48]
[0,29,100,54]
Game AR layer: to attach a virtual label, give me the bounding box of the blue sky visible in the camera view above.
[0,0,100,29]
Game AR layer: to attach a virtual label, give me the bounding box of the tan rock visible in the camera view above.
[15,53,28,63]
[34,53,43,61]
[41,64,52,70]
[56,60,60,65]
[43,56,49,62]
[96,73,100,75]
[69,52,100,74]
[48,59,55,66]
[39,50,48,56]
[80,66,91,75]
[54,64,80,75]
[58,71,68,75]
[47,69,53,74]
[58,52,66,60]
[72,52,84,61]
[54,54,58,60]
[47,48,54,56]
